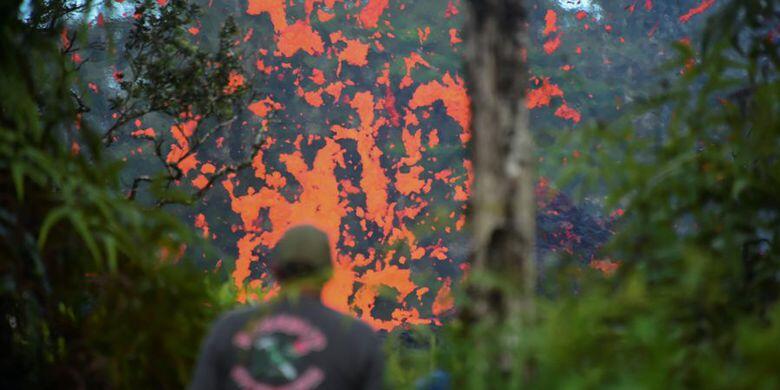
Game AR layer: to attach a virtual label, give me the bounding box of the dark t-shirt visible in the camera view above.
[190,296,383,390]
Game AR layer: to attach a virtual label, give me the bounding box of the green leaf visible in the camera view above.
[731,178,749,200]
[11,163,24,200]
[38,207,70,250]
[67,211,102,264]
[104,235,118,272]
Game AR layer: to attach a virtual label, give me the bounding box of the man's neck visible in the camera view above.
[278,284,322,303]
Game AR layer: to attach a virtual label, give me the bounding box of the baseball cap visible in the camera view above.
[271,225,333,281]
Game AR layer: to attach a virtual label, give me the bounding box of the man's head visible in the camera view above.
[271,225,333,288]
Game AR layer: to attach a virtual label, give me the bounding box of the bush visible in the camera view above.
[0,1,233,387]
[387,1,780,388]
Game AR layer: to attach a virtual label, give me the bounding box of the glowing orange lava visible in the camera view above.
[679,0,716,23]
[358,0,389,29]
[246,0,288,33]
[277,20,325,57]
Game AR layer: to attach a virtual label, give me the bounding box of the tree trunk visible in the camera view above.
[464,0,535,301]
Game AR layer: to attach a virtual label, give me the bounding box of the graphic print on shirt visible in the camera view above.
[230,314,328,389]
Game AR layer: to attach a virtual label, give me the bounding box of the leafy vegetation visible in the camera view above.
[0,1,236,387]
[1,0,778,388]
[387,0,780,388]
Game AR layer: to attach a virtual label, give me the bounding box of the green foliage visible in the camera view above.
[0,1,234,387]
[387,1,780,388]
[133,2,236,106]
[110,0,246,134]
[92,0,254,209]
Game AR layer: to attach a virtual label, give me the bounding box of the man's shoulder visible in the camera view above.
[313,303,378,340]
[208,305,265,336]
[217,304,262,323]
[213,301,378,341]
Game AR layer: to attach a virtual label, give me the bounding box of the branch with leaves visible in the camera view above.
[68,0,266,206]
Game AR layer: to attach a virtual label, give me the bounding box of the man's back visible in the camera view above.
[191,296,383,390]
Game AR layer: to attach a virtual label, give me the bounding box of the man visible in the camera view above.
[191,225,384,390]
